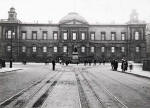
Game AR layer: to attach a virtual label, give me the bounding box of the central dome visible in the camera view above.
[59,12,88,24]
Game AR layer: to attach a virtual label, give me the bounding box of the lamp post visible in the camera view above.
[10,30,15,68]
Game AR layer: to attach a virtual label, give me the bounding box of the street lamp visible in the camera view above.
[10,30,15,68]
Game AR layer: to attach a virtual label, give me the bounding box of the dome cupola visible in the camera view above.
[59,12,88,24]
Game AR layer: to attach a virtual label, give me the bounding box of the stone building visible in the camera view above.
[0,7,147,63]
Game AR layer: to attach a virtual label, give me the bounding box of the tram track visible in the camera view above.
[75,66,128,108]
[89,70,150,100]
[85,69,150,107]
[0,71,62,108]
[80,68,128,108]
[75,71,90,108]
[82,71,128,108]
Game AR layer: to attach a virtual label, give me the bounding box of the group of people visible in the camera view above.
[52,58,133,72]
[121,59,128,72]
[83,59,106,66]
[111,59,119,71]
[0,59,6,68]
[111,59,132,72]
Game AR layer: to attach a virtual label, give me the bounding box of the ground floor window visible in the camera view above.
[43,46,47,52]
[136,47,140,52]
[111,47,115,53]
[81,46,85,53]
[22,46,26,52]
[7,46,11,52]
[32,46,37,52]
[101,47,105,52]
[54,46,58,52]
[63,46,67,52]
[121,47,125,52]
[91,47,95,53]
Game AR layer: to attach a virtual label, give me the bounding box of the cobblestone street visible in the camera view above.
[0,63,150,108]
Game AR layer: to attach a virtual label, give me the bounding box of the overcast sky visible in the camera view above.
[0,0,150,24]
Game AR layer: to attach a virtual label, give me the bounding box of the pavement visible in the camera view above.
[117,63,150,79]
[0,63,23,73]
[0,62,150,79]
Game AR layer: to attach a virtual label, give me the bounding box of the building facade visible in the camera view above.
[0,7,147,62]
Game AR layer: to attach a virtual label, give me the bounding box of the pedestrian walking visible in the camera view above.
[10,58,13,68]
[103,59,105,65]
[111,59,115,70]
[114,60,118,71]
[94,59,96,65]
[52,60,56,71]
[129,62,133,72]
[121,59,128,72]
[0,59,2,69]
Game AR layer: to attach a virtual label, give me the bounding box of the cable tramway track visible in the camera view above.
[75,67,128,108]
[0,71,63,108]
[88,70,150,101]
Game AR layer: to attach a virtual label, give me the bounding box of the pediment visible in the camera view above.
[61,19,88,25]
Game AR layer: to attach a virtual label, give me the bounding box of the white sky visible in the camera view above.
[0,0,150,24]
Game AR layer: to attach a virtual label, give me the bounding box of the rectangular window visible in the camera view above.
[7,46,11,52]
[32,46,37,52]
[81,46,85,53]
[63,46,67,52]
[121,47,125,52]
[121,33,125,40]
[136,47,139,52]
[22,46,26,52]
[73,32,77,40]
[43,46,47,52]
[43,31,47,40]
[53,32,58,40]
[21,32,26,40]
[90,32,95,40]
[101,32,105,40]
[63,32,67,40]
[32,31,37,40]
[91,47,95,53]
[8,30,12,39]
[135,32,139,40]
[101,47,105,52]
[81,32,85,40]
[111,32,116,40]
[111,47,115,53]
[53,46,58,52]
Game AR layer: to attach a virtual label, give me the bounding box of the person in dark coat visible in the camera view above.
[114,60,118,71]
[52,60,56,71]
[111,59,115,70]
[94,59,96,65]
[129,63,133,72]
[0,59,2,68]
[121,59,128,72]
[10,58,13,68]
